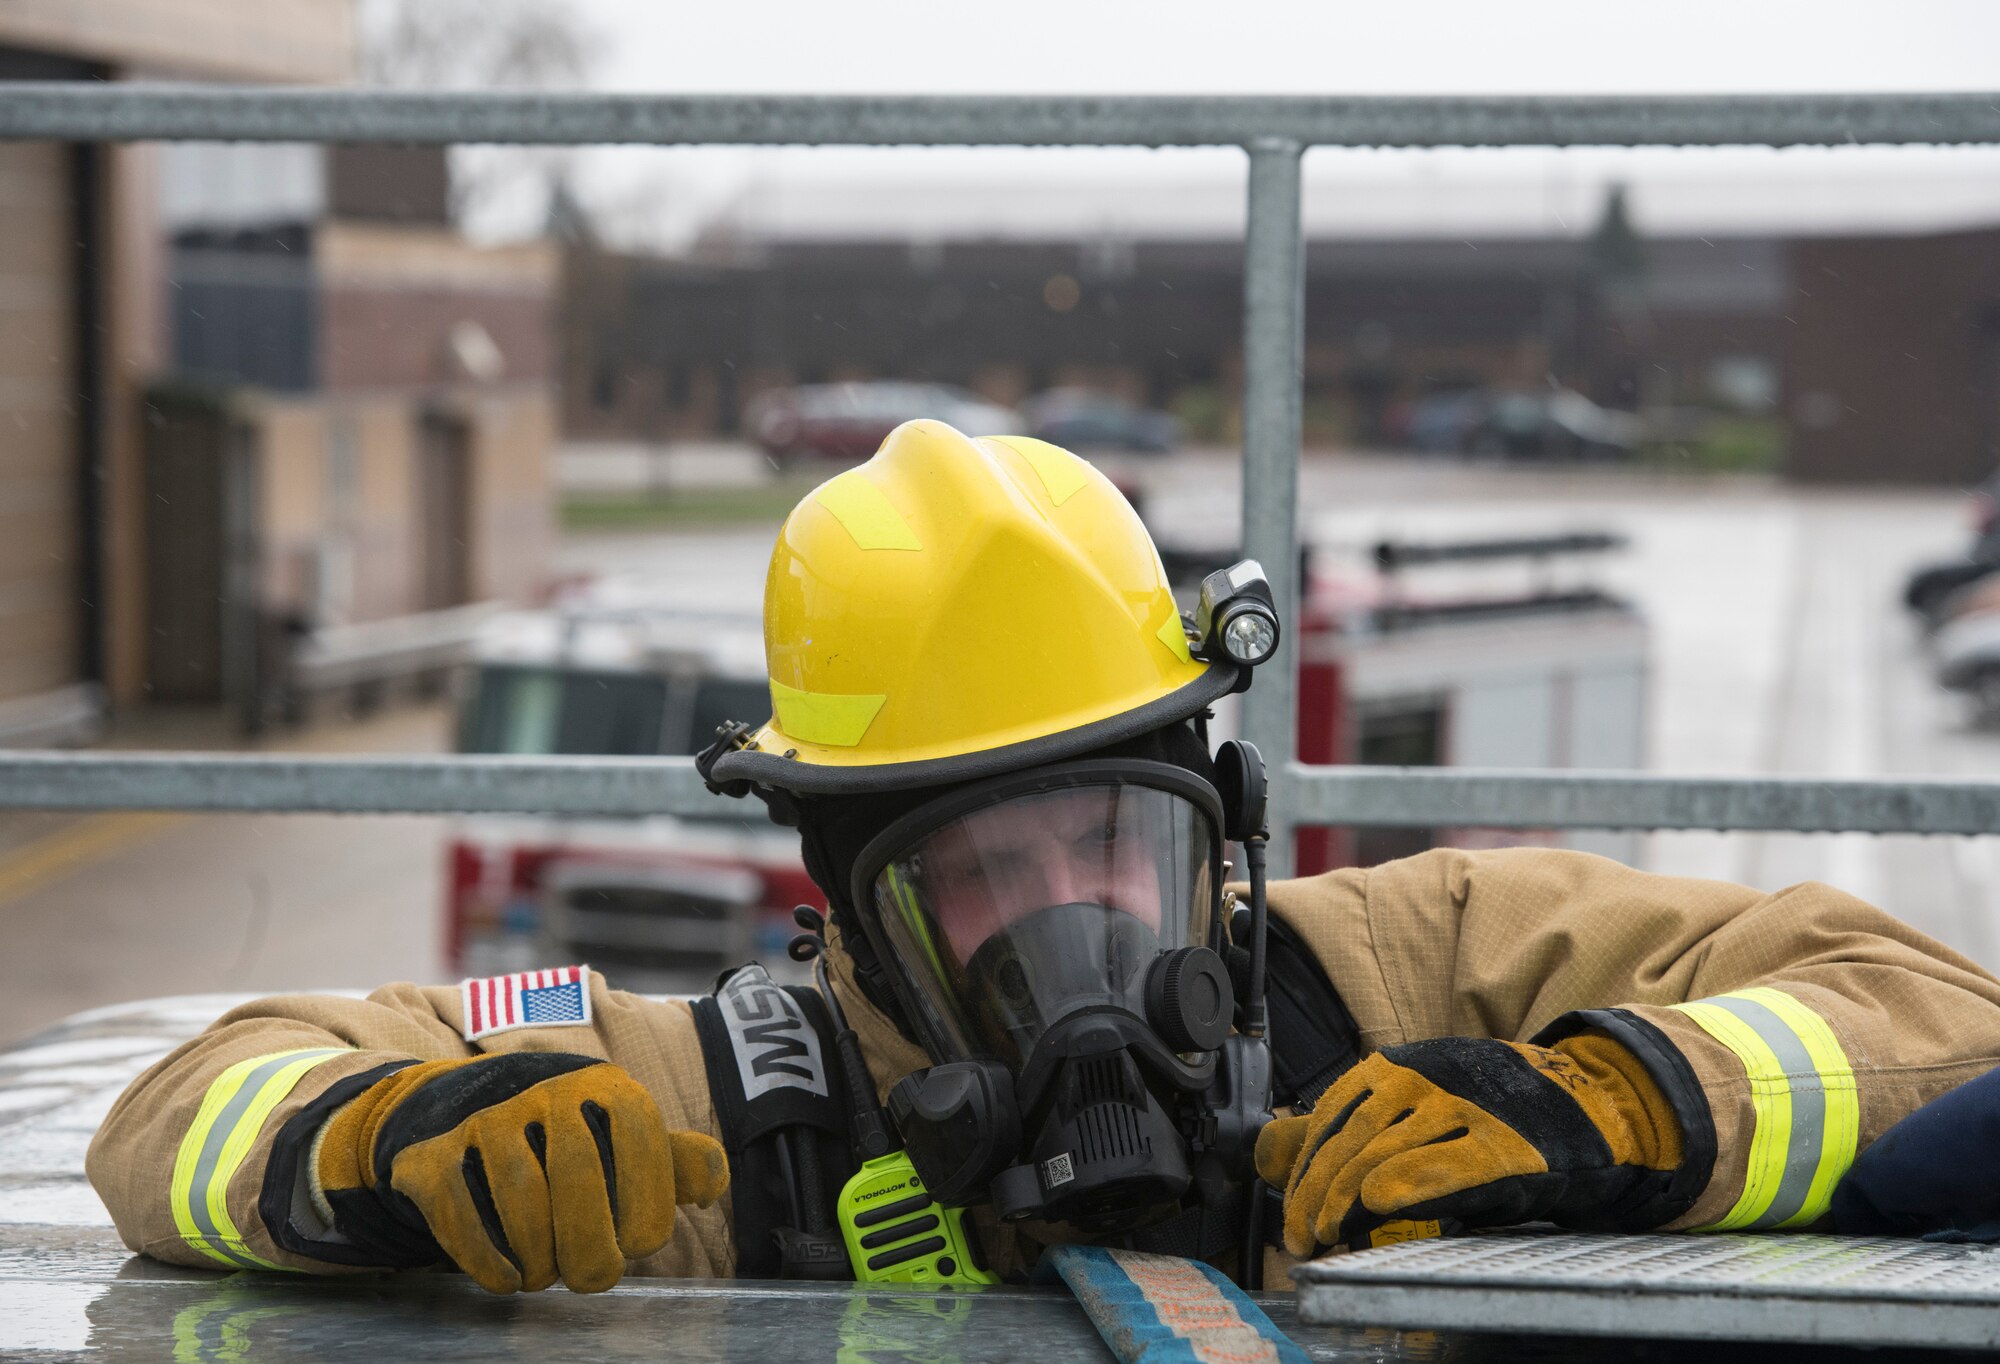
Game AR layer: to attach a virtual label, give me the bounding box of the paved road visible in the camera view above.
[0,709,451,1045]
[5,450,1992,1043]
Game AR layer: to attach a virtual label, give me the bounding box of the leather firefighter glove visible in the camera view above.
[1255,1033,1683,1257]
[313,1052,728,1293]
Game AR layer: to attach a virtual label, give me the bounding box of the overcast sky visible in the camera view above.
[447,0,2000,247]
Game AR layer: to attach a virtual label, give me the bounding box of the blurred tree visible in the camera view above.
[1587,182,1651,410]
[1588,183,1648,316]
[359,0,601,235]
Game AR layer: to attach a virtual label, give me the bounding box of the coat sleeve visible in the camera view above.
[1265,846,2000,1232]
[85,974,733,1277]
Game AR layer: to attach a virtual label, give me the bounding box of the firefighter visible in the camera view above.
[88,421,2000,1294]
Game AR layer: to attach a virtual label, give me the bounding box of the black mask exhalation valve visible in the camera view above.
[892,1004,1215,1234]
[988,1018,1195,1231]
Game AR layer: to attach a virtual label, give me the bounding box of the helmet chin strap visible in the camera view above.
[836,910,920,1042]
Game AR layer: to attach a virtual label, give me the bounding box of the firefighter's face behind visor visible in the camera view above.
[860,768,1219,1072]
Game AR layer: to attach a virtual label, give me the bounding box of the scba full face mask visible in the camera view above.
[851,760,1238,1232]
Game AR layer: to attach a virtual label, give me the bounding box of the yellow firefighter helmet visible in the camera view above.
[705,419,1244,795]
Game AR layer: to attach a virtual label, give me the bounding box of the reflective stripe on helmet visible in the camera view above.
[1672,988,1859,1230]
[990,435,1090,506]
[814,472,923,551]
[169,1048,349,1270]
[1155,614,1194,663]
[770,677,889,748]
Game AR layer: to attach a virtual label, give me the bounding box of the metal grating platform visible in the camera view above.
[1294,1229,2000,1351]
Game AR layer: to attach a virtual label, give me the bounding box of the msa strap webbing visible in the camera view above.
[691,963,856,1277]
[1035,1245,1310,1364]
[1241,910,1363,1113]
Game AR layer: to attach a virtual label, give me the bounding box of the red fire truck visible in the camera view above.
[442,583,814,993]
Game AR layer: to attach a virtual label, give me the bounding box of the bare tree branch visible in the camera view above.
[358,0,602,232]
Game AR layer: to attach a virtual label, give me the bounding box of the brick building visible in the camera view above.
[149,142,559,712]
[0,0,356,743]
[559,231,1787,451]
[1785,225,2000,486]
[565,210,2000,485]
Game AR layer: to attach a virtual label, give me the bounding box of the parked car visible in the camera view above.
[1403,390,1490,455]
[1932,598,2000,716]
[748,381,1018,465]
[1471,389,1642,460]
[1904,467,2000,628]
[1404,387,1638,460]
[1023,388,1181,453]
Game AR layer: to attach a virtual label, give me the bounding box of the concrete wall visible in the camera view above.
[0,0,356,716]
[101,143,170,706]
[461,389,556,608]
[249,386,554,627]
[318,223,558,392]
[0,141,78,703]
[0,0,353,82]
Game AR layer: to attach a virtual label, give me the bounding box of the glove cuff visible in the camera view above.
[256,1058,438,1269]
[1549,1031,1684,1171]
[1536,1007,1718,1230]
[310,1058,478,1269]
[317,1057,472,1193]
[306,1105,343,1227]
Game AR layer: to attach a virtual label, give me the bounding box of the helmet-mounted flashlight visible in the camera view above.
[1193,559,1280,667]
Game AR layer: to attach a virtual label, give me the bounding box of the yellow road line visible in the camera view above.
[0,812,189,906]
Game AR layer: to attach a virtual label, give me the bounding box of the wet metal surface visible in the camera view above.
[1,1002,1988,1360]
[1297,1229,2000,1352]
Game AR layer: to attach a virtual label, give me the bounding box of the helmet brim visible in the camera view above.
[707,659,1245,797]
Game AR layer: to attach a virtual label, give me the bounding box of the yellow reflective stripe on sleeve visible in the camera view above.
[170,1048,349,1270]
[1672,1001,1791,1230]
[1671,989,1857,1231]
[1731,985,1860,1226]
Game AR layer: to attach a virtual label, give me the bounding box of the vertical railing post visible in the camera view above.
[1239,138,1306,876]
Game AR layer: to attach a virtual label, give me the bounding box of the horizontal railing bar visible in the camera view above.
[1286,765,2000,836]
[2,752,1999,834]
[3,87,2000,148]
[0,752,716,817]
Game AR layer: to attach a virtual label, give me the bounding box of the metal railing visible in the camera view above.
[7,86,2000,867]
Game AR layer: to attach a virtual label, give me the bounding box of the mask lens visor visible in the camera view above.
[869,782,1216,1068]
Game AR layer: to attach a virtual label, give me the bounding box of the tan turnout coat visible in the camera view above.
[87,847,2000,1279]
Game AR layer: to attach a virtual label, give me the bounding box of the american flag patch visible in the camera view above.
[460,965,593,1041]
